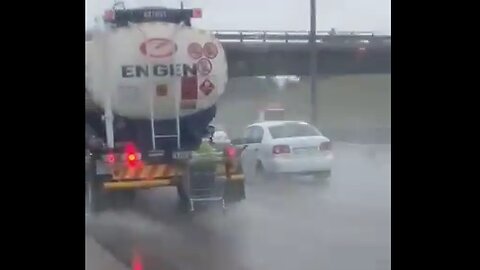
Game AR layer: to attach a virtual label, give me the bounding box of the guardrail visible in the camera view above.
[212,30,391,45]
[85,30,391,45]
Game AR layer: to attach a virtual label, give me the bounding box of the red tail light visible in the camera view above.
[127,154,137,162]
[105,153,116,164]
[272,145,291,154]
[319,141,332,151]
[225,145,237,159]
[103,10,115,22]
[192,8,203,18]
[124,142,141,167]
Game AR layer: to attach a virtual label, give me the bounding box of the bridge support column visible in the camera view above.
[310,0,318,125]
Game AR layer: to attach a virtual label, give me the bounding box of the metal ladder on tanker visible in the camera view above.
[149,90,181,151]
[148,89,225,212]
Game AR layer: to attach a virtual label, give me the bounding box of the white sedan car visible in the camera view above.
[239,121,333,180]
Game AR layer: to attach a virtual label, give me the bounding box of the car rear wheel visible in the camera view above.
[312,170,332,181]
[255,162,266,181]
[256,162,279,182]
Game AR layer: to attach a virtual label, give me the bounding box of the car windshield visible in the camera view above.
[269,122,320,139]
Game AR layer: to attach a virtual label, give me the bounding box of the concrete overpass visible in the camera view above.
[85,30,391,77]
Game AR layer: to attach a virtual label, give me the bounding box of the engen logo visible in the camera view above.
[139,38,177,58]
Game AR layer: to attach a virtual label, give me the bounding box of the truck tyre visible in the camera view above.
[86,154,106,216]
[86,179,105,215]
[177,183,189,202]
[109,190,136,210]
[224,179,246,203]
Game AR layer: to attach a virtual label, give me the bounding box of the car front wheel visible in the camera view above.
[312,170,332,180]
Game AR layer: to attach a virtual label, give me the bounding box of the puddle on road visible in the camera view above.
[87,208,251,270]
[85,143,390,270]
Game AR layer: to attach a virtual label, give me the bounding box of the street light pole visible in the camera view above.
[310,0,318,125]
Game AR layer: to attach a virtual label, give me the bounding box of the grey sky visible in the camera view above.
[86,0,390,34]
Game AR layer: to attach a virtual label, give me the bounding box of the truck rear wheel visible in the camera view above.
[177,183,189,202]
[85,178,105,216]
[86,155,106,216]
[224,179,246,203]
[109,190,136,210]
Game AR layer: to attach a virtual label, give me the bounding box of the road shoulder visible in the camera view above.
[86,235,129,270]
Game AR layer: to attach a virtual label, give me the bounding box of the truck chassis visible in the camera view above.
[85,150,245,215]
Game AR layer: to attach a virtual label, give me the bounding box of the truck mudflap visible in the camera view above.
[222,161,246,203]
[223,178,246,202]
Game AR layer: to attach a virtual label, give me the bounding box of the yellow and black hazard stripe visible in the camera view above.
[105,164,180,190]
[105,159,243,190]
[111,164,177,181]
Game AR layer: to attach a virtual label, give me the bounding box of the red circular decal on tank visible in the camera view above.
[197,58,213,76]
[188,42,203,59]
[203,42,218,59]
[139,38,177,58]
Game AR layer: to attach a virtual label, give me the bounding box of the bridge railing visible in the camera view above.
[211,30,391,45]
[85,30,391,45]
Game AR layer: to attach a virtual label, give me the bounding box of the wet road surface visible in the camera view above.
[86,143,391,270]
[86,236,129,270]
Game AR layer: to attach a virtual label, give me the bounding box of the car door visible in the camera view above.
[241,126,264,180]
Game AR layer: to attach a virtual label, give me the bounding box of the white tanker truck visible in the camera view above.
[85,6,245,213]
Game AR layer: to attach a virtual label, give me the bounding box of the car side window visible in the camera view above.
[244,127,255,142]
[245,126,264,143]
[245,126,265,143]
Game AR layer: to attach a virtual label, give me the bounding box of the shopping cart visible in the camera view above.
[184,153,225,212]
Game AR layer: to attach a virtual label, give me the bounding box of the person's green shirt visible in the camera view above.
[192,140,221,168]
[195,140,217,157]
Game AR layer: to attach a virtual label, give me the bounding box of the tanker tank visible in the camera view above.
[86,18,227,152]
